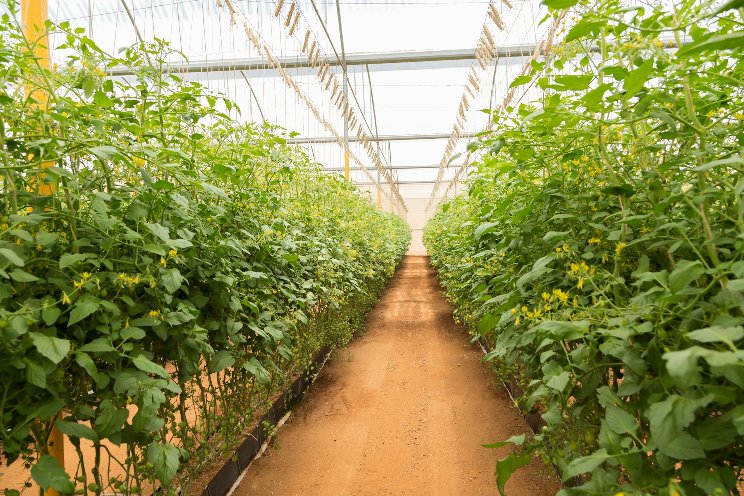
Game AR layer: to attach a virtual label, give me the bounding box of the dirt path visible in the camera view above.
[234,256,559,496]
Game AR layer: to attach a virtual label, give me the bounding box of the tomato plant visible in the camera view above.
[426,0,743,494]
[0,7,409,494]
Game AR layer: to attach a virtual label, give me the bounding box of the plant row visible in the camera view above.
[425,0,743,494]
[0,9,410,495]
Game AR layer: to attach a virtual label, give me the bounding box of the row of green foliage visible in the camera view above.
[0,8,410,494]
[425,0,743,494]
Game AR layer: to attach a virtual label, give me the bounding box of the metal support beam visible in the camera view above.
[324,164,444,171]
[288,132,478,144]
[107,46,542,76]
[354,180,444,185]
[335,0,350,182]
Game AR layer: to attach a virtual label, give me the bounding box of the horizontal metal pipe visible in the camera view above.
[288,132,477,144]
[106,46,543,76]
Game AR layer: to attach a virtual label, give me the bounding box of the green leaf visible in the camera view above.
[677,32,744,57]
[161,268,184,294]
[694,156,743,172]
[661,433,705,460]
[121,327,146,340]
[59,253,94,269]
[0,248,24,267]
[24,397,65,423]
[646,395,706,446]
[88,146,119,160]
[563,449,611,479]
[546,370,571,392]
[200,181,228,199]
[75,352,99,383]
[132,355,169,378]
[144,222,170,242]
[553,75,593,91]
[77,338,114,353]
[663,347,705,383]
[55,420,98,442]
[623,59,654,98]
[483,434,526,449]
[93,90,114,108]
[687,326,743,346]
[146,442,180,487]
[605,404,638,435]
[533,320,589,340]
[542,0,579,9]
[565,20,602,41]
[93,400,129,438]
[25,359,47,388]
[10,269,39,282]
[475,222,498,240]
[31,455,74,494]
[208,350,235,373]
[68,297,100,326]
[42,306,62,326]
[713,0,744,14]
[243,357,271,385]
[509,75,532,88]
[669,260,705,293]
[30,332,71,364]
[495,453,532,494]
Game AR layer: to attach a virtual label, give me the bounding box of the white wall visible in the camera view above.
[400,184,439,256]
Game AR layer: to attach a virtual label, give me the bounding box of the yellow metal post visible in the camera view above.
[377,187,382,209]
[22,3,63,493]
[23,0,55,196]
[46,417,65,496]
[22,0,49,72]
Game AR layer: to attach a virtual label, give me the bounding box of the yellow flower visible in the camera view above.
[148,310,161,318]
[542,292,551,301]
[521,306,528,313]
[615,242,627,255]
[515,316,521,325]
[588,237,601,245]
[168,249,178,258]
[544,304,551,312]
[160,257,167,268]
[511,308,517,315]
[124,318,130,329]
[562,244,570,252]
[706,110,716,118]
[73,279,84,289]
[81,272,91,281]
[553,289,569,302]
[577,278,585,289]
[735,112,744,121]
[117,273,127,281]
[61,292,71,305]
[36,244,42,252]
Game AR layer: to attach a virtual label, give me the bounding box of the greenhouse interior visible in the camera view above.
[0,0,742,494]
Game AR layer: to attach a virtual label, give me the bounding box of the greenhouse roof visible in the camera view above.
[16,0,555,251]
